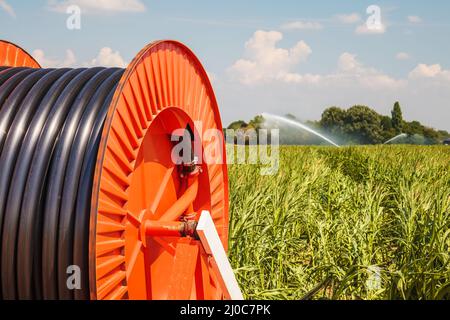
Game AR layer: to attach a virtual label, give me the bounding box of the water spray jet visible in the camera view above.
[262,113,340,147]
[384,133,408,145]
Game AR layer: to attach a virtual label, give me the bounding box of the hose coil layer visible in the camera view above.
[0,67,125,299]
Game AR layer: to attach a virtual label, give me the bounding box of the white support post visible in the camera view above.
[196,210,244,300]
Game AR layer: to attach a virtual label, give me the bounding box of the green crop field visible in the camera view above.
[228,145,450,300]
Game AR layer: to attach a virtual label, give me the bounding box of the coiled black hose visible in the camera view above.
[0,67,125,300]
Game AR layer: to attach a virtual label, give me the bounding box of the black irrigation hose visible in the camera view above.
[0,68,26,87]
[73,85,118,300]
[15,69,83,299]
[0,66,125,300]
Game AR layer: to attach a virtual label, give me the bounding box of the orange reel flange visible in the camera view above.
[89,41,229,300]
[0,40,40,68]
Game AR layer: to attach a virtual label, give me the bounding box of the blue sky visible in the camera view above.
[1,0,450,130]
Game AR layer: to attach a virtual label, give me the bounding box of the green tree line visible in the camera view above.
[227,102,449,145]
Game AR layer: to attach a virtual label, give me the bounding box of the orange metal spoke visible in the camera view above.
[159,177,198,221]
[126,240,143,280]
[149,166,175,214]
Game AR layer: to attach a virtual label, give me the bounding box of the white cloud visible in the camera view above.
[337,52,362,72]
[281,21,323,30]
[86,47,127,67]
[32,49,77,68]
[409,64,450,80]
[278,73,322,84]
[228,30,312,85]
[32,47,126,68]
[48,0,146,14]
[335,13,361,24]
[334,53,405,89]
[228,31,402,90]
[355,23,387,35]
[396,52,410,60]
[408,16,422,24]
[0,0,15,18]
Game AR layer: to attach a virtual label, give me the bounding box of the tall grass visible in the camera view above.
[228,145,450,300]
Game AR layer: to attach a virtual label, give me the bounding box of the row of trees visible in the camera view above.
[227,116,264,131]
[319,102,449,145]
[226,102,449,145]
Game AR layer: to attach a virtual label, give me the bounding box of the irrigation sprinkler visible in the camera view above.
[262,113,341,147]
[383,133,408,145]
[0,40,242,300]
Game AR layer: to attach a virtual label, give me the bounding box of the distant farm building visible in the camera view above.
[444,138,450,145]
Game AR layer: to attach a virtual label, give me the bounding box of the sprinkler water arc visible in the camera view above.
[383,133,408,145]
[262,113,340,147]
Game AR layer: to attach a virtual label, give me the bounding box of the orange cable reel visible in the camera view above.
[0,40,241,300]
[90,40,235,300]
[0,40,40,68]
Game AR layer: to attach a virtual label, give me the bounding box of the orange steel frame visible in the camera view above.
[90,41,229,300]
